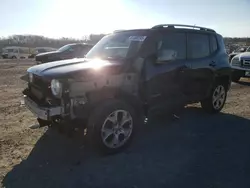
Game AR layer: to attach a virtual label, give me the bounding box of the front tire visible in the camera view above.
[201,82,227,114]
[87,99,138,154]
[232,70,244,82]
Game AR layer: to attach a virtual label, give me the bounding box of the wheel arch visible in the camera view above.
[81,87,144,119]
[215,74,231,91]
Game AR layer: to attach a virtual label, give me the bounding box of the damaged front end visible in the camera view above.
[22,57,139,131]
[22,73,77,129]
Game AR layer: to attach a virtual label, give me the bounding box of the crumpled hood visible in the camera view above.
[234,52,250,60]
[27,58,121,78]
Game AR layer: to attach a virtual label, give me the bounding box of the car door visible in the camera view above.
[143,31,192,113]
[185,32,215,99]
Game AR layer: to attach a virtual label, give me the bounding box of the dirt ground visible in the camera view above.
[0,61,249,188]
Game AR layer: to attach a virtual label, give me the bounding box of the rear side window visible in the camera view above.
[82,45,93,53]
[157,32,186,60]
[210,35,218,53]
[188,33,210,59]
[37,49,46,53]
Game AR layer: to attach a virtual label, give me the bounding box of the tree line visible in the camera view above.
[0,34,106,51]
[0,34,249,52]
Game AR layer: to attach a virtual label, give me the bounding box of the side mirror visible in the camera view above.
[155,49,177,64]
[239,48,245,52]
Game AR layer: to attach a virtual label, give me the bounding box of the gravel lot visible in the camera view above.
[0,61,249,188]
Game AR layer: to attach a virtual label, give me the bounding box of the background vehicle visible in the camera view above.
[228,46,249,62]
[1,46,30,59]
[29,47,57,58]
[230,47,250,82]
[23,24,231,154]
[35,43,93,64]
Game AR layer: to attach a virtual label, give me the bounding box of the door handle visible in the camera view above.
[209,61,216,67]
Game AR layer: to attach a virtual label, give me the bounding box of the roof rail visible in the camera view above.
[113,30,126,33]
[151,24,215,33]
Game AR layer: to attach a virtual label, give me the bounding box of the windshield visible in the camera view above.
[246,47,250,52]
[57,44,73,52]
[3,49,14,53]
[85,32,148,60]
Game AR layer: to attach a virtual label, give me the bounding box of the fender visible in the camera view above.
[72,87,144,119]
[68,72,144,118]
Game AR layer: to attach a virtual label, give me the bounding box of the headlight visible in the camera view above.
[29,73,33,82]
[51,79,62,97]
[231,57,240,66]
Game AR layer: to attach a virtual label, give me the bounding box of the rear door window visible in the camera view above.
[157,32,187,60]
[188,33,210,59]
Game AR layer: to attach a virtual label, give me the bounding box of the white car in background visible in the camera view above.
[1,46,30,59]
[29,47,57,58]
[231,46,250,82]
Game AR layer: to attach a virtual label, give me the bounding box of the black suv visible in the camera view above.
[23,24,231,154]
[35,43,93,64]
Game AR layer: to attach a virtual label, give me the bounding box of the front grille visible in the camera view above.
[26,75,60,107]
[25,86,61,107]
[32,75,48,88]
[30,86,44,100]
[243,60,250,68]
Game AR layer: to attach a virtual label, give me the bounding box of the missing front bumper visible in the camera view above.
[24,95,62,120]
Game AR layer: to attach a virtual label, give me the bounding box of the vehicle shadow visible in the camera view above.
[2,107,250,188]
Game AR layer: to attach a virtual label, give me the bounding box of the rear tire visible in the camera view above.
[201,82,227,114]
[87,99,139,154]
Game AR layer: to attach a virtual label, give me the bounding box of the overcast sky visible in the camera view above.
[0,0,250,38]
